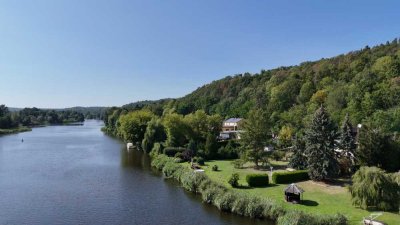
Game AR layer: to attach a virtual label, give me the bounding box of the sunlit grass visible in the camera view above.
[203,160,400,225]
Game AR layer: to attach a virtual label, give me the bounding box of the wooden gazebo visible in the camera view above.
[284,183,304,203]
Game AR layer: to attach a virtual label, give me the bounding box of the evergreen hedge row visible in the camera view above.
[246,174,269,187]
[150,154,347,225]
[272,170,309,184]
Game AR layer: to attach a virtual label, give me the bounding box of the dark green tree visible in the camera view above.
[204,133,218,159]
[142,118,166,152]
[289,137,307,170]
[338,114,356,174]
[240,109,270,169]
[304,106,339,180]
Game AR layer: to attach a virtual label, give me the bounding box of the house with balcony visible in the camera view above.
[219,118,243,140]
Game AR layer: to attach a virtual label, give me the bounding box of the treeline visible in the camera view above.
[63,106,108,120]
[103,108,238,160]
[0,105,85,129]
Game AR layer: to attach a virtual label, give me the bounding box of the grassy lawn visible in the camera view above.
[203,160,400,225]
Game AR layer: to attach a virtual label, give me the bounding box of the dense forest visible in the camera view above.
[108,39,400,133]
[0,105,85,130]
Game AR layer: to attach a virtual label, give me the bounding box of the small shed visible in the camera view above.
[284,183,304,203]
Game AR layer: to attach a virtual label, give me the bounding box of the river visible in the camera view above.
[0,120,269,225]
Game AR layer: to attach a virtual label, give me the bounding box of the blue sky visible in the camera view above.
[0,0,399,108]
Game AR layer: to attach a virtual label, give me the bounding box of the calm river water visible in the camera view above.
[0,120,270,225]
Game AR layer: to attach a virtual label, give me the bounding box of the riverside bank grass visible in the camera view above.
[151,154,347,225]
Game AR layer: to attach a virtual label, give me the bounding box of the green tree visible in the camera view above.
[338,114,356,174]
[141,118,166,152]
[289,137,307,170]
[355,123,384,167]
[349,167,399,211]
[163,113,189,147]
[304,106,339,180]
[240,109,270,169]
[117,110,154,143]
[204,133,218,159]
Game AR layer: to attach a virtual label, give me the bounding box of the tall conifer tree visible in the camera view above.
[305,106,339,180]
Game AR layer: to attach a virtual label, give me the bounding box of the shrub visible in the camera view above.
[162,161,183,177]
[271,150,286,161]
[201,184,225,204]
[149,142,164,158]
[246,174,269,187]
[246,196,265,218]
[181,170,206,193]
[261,198,286,220]
[277,211,347,225]
[193,156,205,165]
[232,158,246,169]
[163,147,186,157]
[272,170,309,184]
[212,165,218,171]
[151,154,170,170]
[214,192,236,212]
[228,173,240,187]
[231,194,250,216]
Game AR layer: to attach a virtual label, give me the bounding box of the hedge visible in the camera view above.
[246,174,269,187]
[272,170,309,184]
[163,147,186,157]
[150,154,347,225]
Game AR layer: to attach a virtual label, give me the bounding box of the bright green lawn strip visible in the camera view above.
[204,160,400,225]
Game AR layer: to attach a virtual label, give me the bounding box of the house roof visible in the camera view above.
[224,118,242,123]
[284,183,304,194]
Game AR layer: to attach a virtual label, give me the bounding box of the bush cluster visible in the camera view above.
[163,147,186,157]
[272,170,309,184]
[212,165,218,171]
[246,174,269,187]
[151,154,347,225]
[228,173,240,187]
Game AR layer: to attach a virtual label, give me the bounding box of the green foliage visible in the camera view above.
[272,170,309,184]
[118,110,154,143]
[356,123,400,172]
[246,174,269,187]
[192,156,205,165]
[349,166,399,211]
[151,154,347,224]
[240,109,270,168]
[277,211,347,225]
[212,165,218,171]
[204,133,218,159]
[142,118,166,152]
[163,147,186,157]
[289,138,307,170]
[228,173,240,187]
[231,158,246,169]
[217,140,238,159]
[271,150,285,161]
[305,106,339,180]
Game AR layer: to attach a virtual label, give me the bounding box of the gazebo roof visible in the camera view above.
[284,183,305,194]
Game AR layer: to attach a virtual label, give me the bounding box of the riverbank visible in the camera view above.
[0,127,31,135]
[151,154,348,225]
[203,160,400,225]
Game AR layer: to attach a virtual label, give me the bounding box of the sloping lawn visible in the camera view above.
[204,160,400,225]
